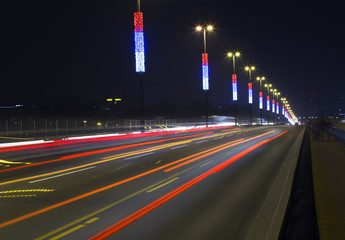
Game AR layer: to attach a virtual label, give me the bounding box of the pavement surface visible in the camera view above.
[0,126,304,240]
[311,133,345,239]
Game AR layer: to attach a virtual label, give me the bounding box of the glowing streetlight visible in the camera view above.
[245,66,255,125]
[227,52,240,74]
[256,76,265,124]
[227,51,240,125]
[281,98,285,123]
[274,92,281,124]
[195,25,214,127]
[270,89,277,124]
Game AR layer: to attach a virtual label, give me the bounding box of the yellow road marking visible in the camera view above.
[84,217,99,224]
[49,224,85,240]
[146,177,179,193]
[0,136,34,140]
[0,194,36,198]
[0,159,31,165]
[156,160,161,164]
[35,167,194,240]
[0,189,54,194]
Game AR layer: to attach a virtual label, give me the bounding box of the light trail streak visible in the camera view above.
[0,125,232,152]
[0,130,260,186]
[89,131,288,239]
[0,130,279,229]
[0,140,192,186]
[164,131,275,172]
[0,132,209,173]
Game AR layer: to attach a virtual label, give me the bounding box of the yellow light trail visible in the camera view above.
[0,129,240,187]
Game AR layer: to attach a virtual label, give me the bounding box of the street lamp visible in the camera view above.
[227,52,240,125]
[274,92,281,124]
[245,66,255,125]
[256,76,265,125]
[270,89,277,124]
[281,98,287,124]
[264,83,272,124]
[196,25,213,127]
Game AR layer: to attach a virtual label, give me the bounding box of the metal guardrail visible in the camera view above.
[333,127,345,145]
[0,118,206,141]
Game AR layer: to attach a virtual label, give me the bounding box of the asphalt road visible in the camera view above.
[0,125,304,240]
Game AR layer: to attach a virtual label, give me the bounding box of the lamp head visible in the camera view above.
[196,26,202,31]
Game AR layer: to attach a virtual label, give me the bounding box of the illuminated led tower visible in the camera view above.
[232,74,238,101]
[202,53,209,90]
[227,52,240,126]
[245,66,255,125]
[275,92,280,124]
[196,25,213,127]
[282,105,285,124]
[256,76,265,125]
[248,83,253,104]
[134,1,145,72]
[265,83,272,125]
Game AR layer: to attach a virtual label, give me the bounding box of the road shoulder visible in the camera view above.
[311,138,345,239]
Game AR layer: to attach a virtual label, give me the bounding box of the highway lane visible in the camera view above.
[0,126,304,240]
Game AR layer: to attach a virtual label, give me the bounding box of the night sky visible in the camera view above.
[2,0,345,118]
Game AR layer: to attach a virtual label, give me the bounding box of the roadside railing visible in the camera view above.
[333,127,345,145]
[0,118,209,141]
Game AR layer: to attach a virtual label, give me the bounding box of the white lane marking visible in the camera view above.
[199,161,213,168]
[124,152,154,160]
[29,166,96,184]
[214,136,224,140]
[195,140,209,144]
[170,144,189,150]
[115,163,130,171]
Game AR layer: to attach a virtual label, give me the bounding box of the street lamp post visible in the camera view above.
[270,88,277,124]
[134,0,145,129]
[196,25,213,127]
[275,92,281,124]
[281,98,286,125]
[256,76,265,125]
[264,83,272,125]
[245,66,255,125]
[227,52,240,126]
